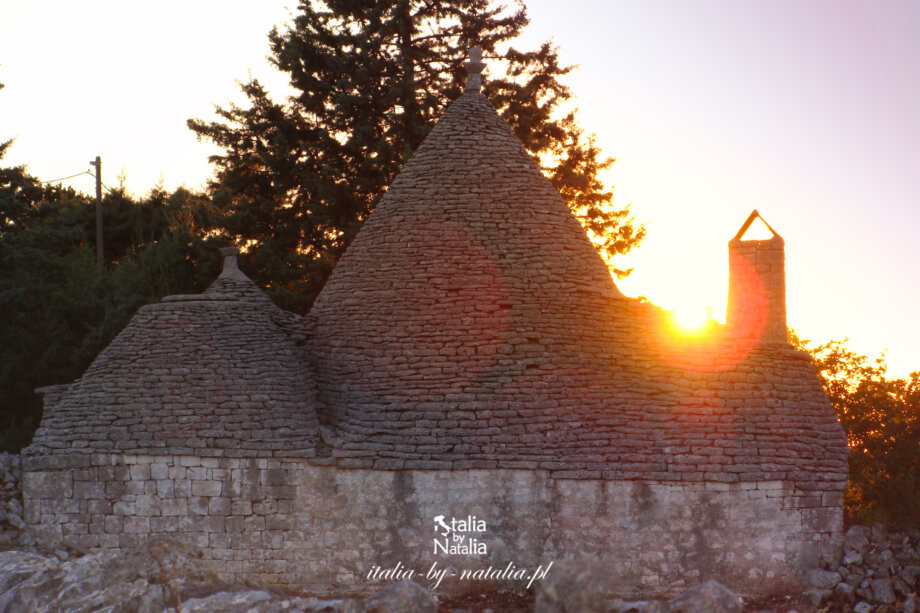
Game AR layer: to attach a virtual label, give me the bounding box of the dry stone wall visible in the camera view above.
[23,453,842,599]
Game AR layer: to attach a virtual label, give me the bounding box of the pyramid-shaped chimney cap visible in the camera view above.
[731,209,784,244]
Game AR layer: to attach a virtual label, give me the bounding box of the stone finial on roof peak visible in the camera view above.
[198,245,275,304]
[464,47,485,93]
[218,246,248,281]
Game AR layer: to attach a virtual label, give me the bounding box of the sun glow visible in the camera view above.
[670,305,715,335]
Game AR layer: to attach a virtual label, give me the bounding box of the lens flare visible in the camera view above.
[671,305,713,334]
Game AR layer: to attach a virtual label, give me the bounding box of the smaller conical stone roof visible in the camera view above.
[26,249,319,458]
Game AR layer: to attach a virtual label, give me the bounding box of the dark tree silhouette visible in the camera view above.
[189,0,644,312]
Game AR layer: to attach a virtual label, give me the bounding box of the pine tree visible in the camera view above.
[189,0,644,312]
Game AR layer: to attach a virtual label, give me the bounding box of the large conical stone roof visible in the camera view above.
[307,89,627,424]
[27,250,319,458]
[307,78,847,484]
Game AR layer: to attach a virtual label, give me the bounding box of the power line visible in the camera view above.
[41,171,93,184]
[41,167,120,194]
[42,171,117,193]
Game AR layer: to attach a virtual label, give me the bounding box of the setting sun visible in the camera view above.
[670,305,714,335]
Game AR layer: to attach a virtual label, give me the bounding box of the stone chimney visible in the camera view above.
[727,210,787,343]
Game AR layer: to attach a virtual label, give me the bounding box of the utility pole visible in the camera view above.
[90,156,103,267]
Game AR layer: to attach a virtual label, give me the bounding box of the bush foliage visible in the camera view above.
[792,331,920,529]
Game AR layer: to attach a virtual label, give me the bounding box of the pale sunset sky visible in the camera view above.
[1,1,918,376]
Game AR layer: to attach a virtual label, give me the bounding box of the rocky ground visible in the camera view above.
[0,537,440,613]
[0,541,746,613]
[1,527,919,612]
[806,525,920,613]
[1,533,918,612]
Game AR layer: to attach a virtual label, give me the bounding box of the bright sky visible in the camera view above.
[1,0,918,376]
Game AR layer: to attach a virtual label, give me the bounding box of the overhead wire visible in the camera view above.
[40,171,119,194]
[40,171,93,184]
[40,166,121,195]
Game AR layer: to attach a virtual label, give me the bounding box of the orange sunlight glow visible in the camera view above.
[669,305,715,336]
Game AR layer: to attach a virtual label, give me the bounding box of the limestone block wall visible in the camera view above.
[23,453,843,598]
